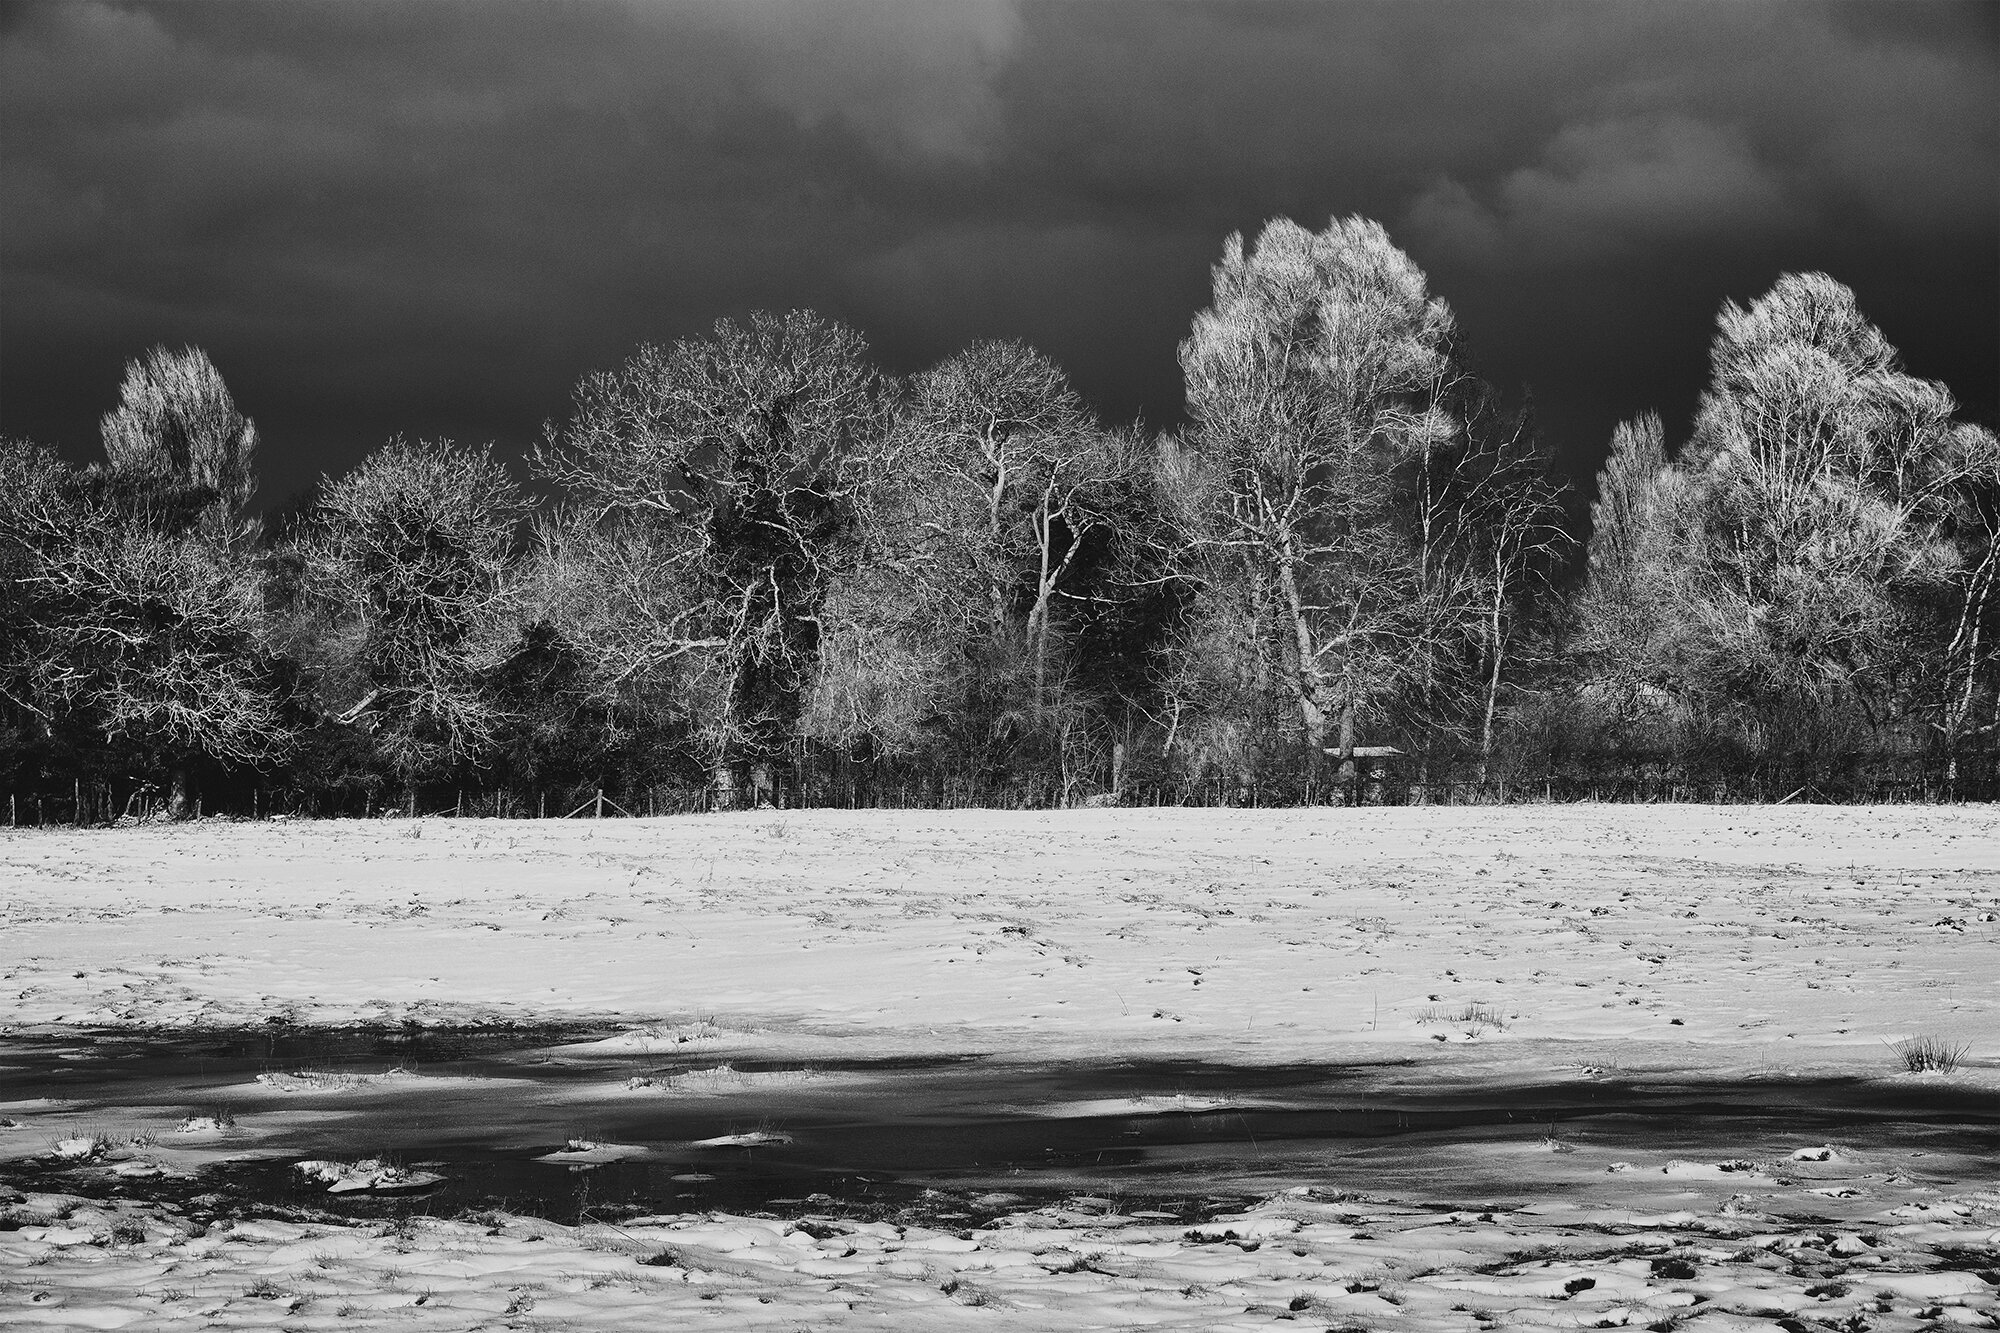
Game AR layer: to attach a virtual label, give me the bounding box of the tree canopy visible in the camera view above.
[6,235,1998,816]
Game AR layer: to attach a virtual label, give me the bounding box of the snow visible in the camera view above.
[1,804,1996,1327]
[293,1158,446,1193]
[2,805,1994,1068]
[3,1181,1996,1331]
[690,1130,795,1148]
[534,1139,654,1165]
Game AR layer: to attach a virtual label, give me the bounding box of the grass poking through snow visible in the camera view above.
[1887,1034,1968,1074]
[1419,1001,1507,1036]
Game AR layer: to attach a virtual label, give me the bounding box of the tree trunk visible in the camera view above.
[985,434,1011,640]
[1479,567,1507,784]
[1274,555,1330,748]
[711,762,738,812]
[167,764,194,821]
[1026,492,1089,721]
[1337,702,1356,787]
[1029,586,1051,720]
[1944,545,1993,751]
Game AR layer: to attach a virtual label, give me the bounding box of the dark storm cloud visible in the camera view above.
[3,0,1994,503]
[974,2,1997,474]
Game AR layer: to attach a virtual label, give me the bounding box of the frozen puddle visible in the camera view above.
[2,1027,1997,1329]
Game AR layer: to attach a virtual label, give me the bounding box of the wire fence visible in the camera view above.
[7,752,1996,828]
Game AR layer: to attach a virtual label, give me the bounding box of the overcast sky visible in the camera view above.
[3,0,1995,506]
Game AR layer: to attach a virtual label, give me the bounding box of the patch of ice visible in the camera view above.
[690,1130,792,1148]
[1661,1158,1767,1180]
[291,1157,443,1193]
[535,1140,651,1164]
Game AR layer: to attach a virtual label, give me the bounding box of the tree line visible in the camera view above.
[4,217,1997,819]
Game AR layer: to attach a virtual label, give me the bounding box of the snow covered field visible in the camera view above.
[4,804,1996,1058]
[6,1171,1998,1332]
[3,805,1997,1329]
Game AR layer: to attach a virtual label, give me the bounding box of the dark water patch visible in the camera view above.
[0,1022,614,1082]
[5,1030,1998,1227]
[2,1148,1230,1234]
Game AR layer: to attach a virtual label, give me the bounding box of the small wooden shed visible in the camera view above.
[1321,744,1404,804]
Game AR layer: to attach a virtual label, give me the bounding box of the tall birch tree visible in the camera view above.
[1174,216,1460,769]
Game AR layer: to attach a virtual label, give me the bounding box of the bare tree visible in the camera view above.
[513,509,735,776]
[2,438,291,814]
[801,546,973,759]
[893,341,1138,727]
[1572,273,1998,760]
[1935,427,2000,766]
[299,439,524,787]
[1689,275,1982,740]
[1585,413,1670,594]
[1143,434,1294,790]
[0,442,76,707]
[9,343,280,815]
[1172,216,1461,772]
[534,310,891,802]
[1436,397,1572,775]
[36,531,286,767]
[794,377,986,763]
[1569,413,1699,735]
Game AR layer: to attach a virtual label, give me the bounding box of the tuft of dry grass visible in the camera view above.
[257,1066,364,1092]
[47,1130,115,1161]
[243,1275,290,1300]
[1887,1034,1967,1074]
[1418,1001,1507,1032]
